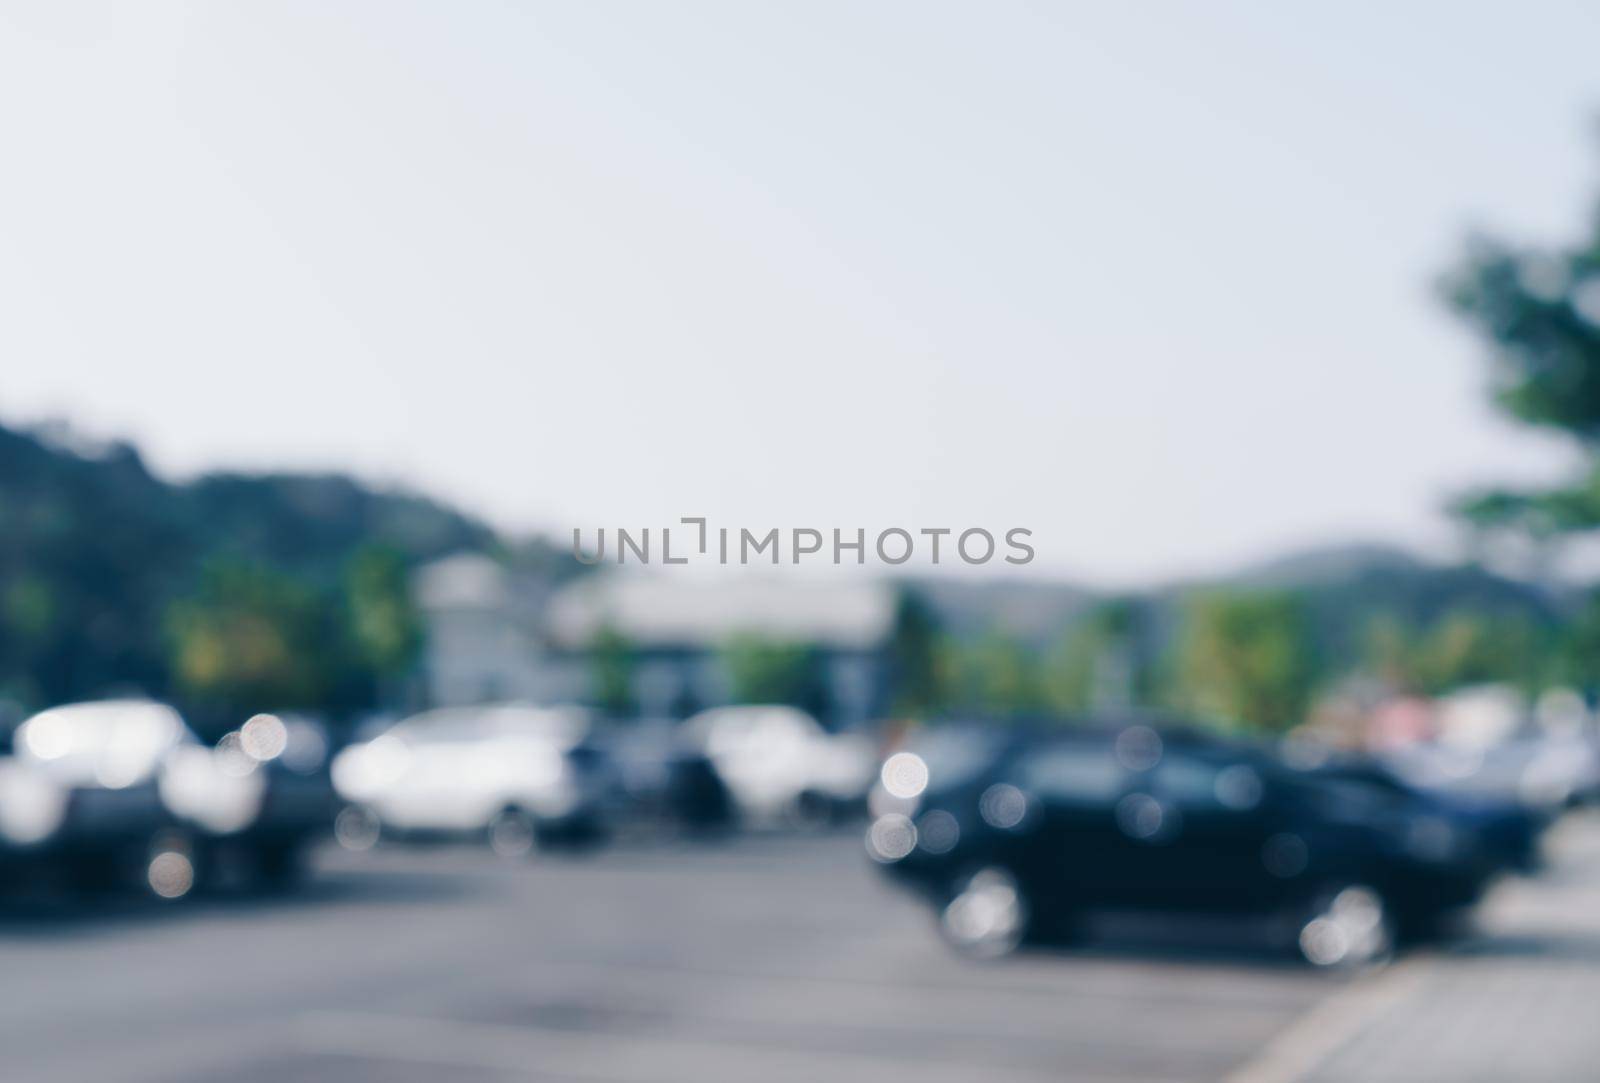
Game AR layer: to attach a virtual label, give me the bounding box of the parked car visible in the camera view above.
[871,721,1528,965]
[1306,756,1546,873]
[682,705,877,827]
[1381,730,1600,818]
[575,720,734,837]
[330,703,601,855]
[1,700,335,897]
[161,712,338,888]
[1,700,195,896]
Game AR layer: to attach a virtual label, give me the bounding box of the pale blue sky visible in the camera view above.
[2,2,1598,582]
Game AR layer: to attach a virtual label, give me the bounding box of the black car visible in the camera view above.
[574,720,735,838]
[0,700,196,897]
[2,702,336,899]
[871,722,1527,965]
[1301,756,1545,874]
[180,713,339,889]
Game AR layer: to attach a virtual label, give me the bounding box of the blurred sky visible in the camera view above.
[3,2,1599,584]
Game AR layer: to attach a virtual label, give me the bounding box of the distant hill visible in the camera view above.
[0,419,493,717]
[0,415,1575,723]
[186,471,495,582]
[1173,541,1564,674]
[1212,542,1428,589]
[911,542,1562,659]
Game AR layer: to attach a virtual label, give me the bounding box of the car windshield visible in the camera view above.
[391,707,586,747]
[902,726,1008,793]
[1309,763,1411,794]
[1011,738,1125,802]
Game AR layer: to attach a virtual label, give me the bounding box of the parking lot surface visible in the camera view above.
[1,819,1595,1083]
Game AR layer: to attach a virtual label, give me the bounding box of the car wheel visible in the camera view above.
[487,807,539,859]
[1297,883,1395,968]
[939,866,1030,959]
[785,790,833,832]
[255,842,307,891]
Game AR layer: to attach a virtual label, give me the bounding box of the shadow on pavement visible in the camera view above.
[0,867,487,937]
[1448,929,1600,963]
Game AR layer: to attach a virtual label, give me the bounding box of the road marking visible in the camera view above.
[1220,957,1433,1083]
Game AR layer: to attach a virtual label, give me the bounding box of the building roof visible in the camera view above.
[413,553,509,611]
[546,574,896,650]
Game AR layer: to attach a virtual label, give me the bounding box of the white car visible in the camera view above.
[681,706,877,826]
[1,699,329,896]
[330,704,596,855]
[2,701,189,879]
[1384,731,1600,814]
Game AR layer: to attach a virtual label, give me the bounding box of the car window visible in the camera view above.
[901,728,1006,793]
[1306,777,1409,818]
[1152,753,1228,808]
[1313,765,1408,795]
[1153,753,1270,811]
[1013,743,1125,803]
[395,707,584,746]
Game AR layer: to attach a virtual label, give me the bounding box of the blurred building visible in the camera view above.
[413,555,896,728]
[412,554,571,706]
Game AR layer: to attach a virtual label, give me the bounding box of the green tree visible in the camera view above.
[1041,623,1100,714]
[1362,612,1421,691]
[1364,607,1547,695]
[0,418,498,718]
[1041,598,1148,715]
[722,636,829,715]
[971,633,1044,715]
[345,545,422,678]
[590,625,636,716]
[166,561,337,732]
[935,632,1044,717]
[1175,589,1314,731]
[1415,609,1542,693]
[888,589,943,715]
[1553,589,1600,691]
[1443,167,1600,536]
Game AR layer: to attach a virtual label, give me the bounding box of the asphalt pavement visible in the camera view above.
[0,818,1595,1083]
